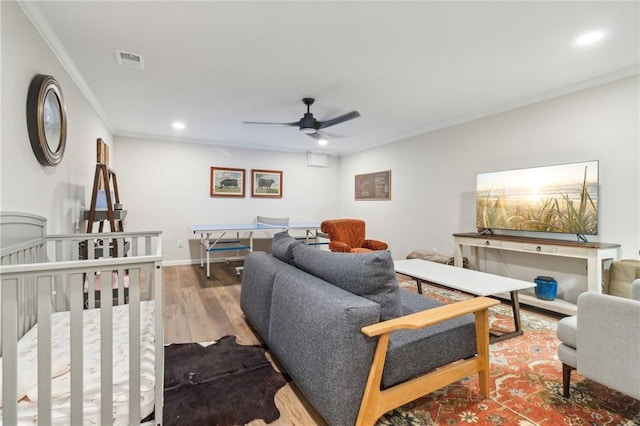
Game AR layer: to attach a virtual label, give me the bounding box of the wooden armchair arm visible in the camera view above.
[361,296,499,337]
[362,239,388,251]
[328,241,352,252]
[356,296,499,426]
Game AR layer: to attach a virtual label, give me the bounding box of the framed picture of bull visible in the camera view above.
[251,169,283,198]
[210,167,245,197]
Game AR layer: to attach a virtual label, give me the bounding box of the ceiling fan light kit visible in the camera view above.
[243,97,360,141]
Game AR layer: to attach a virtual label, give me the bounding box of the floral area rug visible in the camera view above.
[379,279,640,425]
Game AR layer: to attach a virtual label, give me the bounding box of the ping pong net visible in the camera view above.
[256,216,290,228]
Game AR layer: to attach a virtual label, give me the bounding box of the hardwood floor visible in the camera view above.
[163,262,326,426]
[162,262,563,426]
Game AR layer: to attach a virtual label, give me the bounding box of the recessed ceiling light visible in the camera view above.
[317,139,328,146]
[172,121,185,130]
[574,30,605,47]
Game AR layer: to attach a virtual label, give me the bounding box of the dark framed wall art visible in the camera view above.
[26,74,67,166]
[210,167,245,197]
[251,169,283,198]
[355,170,391,200]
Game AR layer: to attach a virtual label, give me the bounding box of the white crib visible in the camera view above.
[0,212,164,425]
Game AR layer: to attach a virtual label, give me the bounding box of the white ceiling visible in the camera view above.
[22,1,640,156]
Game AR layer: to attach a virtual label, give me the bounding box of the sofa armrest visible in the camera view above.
[329,240,352,252]
[361,296,499,337]
[356,296,499,426]
[362,239,388,251]
[577,291,640,399]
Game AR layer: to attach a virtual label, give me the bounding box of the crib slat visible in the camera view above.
[2,278,19,424]
[55,240,67,311]
[87,239,97,309]
[100,268,114,425]
[117,237,124,261]
[144,265,152,301]
[132,236,139,256]
[88,238,96,260]
[37,276,53,425]
[70,273,84,425]
[87,271,96,309]
[129,269,141,424]
[117,266,125,305]
[154,260,165,425]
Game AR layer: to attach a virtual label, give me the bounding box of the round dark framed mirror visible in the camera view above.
[26,74,67,166]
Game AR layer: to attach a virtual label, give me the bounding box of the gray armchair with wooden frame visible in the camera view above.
[557,279,640,400]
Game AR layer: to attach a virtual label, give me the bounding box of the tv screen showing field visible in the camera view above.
[476,160,598,235]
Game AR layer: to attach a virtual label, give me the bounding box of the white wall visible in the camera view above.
[113,137,339,263]
[340,76,639,259]
[3,0,638,274]
[339,76,639,301]
[1,1,112,234]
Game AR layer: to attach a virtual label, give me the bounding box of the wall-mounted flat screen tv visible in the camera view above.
[476,160,598,236]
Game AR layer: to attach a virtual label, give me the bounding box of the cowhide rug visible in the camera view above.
[163,335,289,425]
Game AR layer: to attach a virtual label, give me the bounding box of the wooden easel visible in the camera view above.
[86,163,123,233]
[84,163,126,258]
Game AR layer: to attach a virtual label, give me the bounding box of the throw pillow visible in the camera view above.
[271,231,302,265]
[608,260,640,299]
[292,244,402,320]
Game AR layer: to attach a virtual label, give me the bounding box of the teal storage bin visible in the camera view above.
[534,276,557,301]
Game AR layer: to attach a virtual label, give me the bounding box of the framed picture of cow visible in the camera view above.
[251,169,283,198]
[210,167,245,197]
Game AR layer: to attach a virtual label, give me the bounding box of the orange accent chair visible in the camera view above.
[320,219,388,253]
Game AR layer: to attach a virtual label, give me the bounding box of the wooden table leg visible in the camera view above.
[510,290,522,333]
[489,290,524,343]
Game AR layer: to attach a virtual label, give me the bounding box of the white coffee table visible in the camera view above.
[394,259,536,343]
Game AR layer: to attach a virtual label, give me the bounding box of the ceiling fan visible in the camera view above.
[243,98,360,141]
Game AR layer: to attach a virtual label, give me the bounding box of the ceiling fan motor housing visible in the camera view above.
[300,113,319,134]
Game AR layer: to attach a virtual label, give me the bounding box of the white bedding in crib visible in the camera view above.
[1,301,156,425]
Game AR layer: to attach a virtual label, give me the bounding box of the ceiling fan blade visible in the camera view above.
[306,132,327,141]
[317,130,343,139]
[243,120,300,126]
[318,111,361,129]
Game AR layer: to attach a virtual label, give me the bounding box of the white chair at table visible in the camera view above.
[256,215,290,227]
[235,216,291,276]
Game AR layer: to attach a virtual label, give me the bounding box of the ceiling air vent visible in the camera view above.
[115,50,144,70]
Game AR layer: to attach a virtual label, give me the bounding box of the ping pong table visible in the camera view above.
[189,222,323,278]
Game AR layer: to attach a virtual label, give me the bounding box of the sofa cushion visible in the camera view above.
[556,315,577,348]
[382,290,477,388]
[292,243,403,320]
[271,231,301,265]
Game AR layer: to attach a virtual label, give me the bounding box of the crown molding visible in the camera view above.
[375,65,640,152]
[17,0,115,134]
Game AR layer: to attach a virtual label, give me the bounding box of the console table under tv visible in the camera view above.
[453,232,621,315]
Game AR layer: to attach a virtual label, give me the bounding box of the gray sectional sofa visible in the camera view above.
[240,232,496,426]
